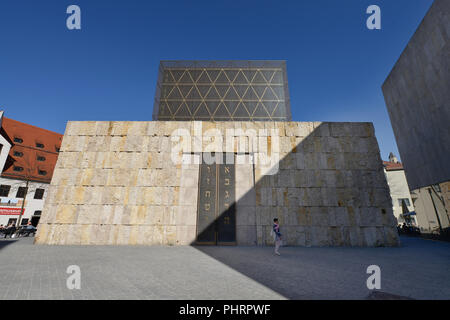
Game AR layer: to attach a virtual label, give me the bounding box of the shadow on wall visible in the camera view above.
[192,122,399,247]
[191,122,399,299]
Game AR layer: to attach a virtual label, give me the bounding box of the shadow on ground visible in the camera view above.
[192,236,450,299]
[366,291,414,300]
[191,123,400,299]
[0,239,18,251]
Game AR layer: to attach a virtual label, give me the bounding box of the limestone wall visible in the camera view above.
[382,0,450,190]
[35,121,399,246]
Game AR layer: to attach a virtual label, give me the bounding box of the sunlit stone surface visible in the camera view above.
[35,121,399,246]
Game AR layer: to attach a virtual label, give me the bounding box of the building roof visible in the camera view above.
[0,117,63,183]
[383,160,404,171]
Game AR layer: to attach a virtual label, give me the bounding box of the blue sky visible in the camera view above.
[0,0,434,160]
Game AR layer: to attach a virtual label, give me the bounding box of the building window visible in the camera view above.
[7,218,17,226]
[38,170,47,176]
[34,210,42,216]
[37,156,46,161]
[13,166,24,172]
[0,185,11,197]
[398,198,411,206]
[21,218,29,226]
[16,187,28,199]
[13,151,24,157]
[14,137,23,143]
[36,142,44,148]
[34,188,45,199]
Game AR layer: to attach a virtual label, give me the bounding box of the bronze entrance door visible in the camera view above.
[196,154,236,245]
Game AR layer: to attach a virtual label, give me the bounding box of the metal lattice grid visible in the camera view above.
[153,60,292,121]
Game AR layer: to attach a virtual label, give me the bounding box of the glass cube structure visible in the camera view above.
[153,60,292,121]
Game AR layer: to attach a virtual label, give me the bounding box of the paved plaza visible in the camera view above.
[0,236,449,300]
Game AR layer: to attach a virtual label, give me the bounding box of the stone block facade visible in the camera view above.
[35,121,399,246]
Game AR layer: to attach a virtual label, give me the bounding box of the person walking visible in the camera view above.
[272,218,282,255]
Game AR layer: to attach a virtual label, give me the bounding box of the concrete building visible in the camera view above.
[382,0,449,192]
[0,111,63,227]
[382,0,450,234]
[410,183,450,234]
[35,61,399,246]
[383,153,416,226]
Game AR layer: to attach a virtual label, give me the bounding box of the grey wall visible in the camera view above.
[382,0,450,190]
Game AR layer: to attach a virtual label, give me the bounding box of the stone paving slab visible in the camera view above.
[0,236,449,300]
